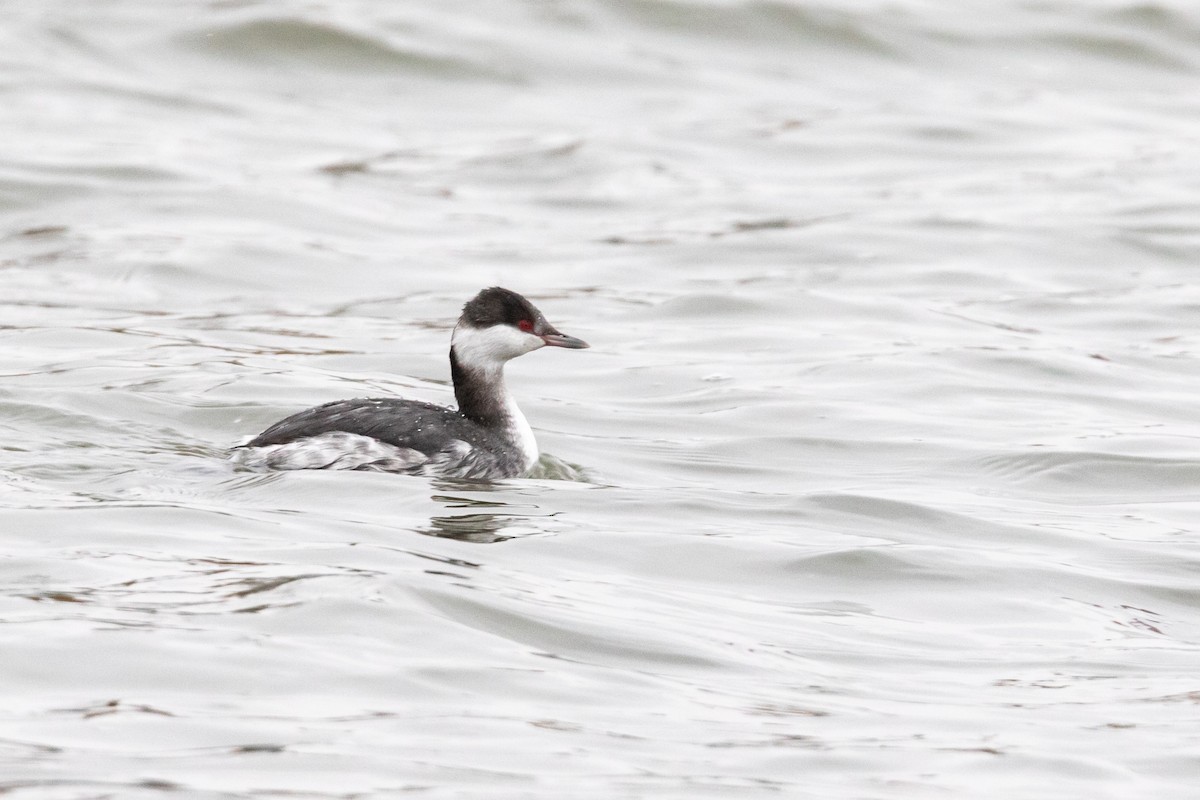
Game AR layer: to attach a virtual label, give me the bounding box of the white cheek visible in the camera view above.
[452,324,543,364]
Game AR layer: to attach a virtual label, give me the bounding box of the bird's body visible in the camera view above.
[232,287,587,479]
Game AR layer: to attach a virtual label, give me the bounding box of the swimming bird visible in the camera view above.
[232,287,588,478]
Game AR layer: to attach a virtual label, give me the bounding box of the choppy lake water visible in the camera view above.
[3,1,1200,797]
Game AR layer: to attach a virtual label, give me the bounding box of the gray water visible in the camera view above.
[2,1,1199,797]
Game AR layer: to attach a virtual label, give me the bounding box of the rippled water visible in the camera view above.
[3,1,1200,797]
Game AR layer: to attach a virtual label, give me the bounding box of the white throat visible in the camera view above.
[496,385,538,472]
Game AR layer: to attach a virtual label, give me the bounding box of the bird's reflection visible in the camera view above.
[417,486,548,543]
[420,512,516,543]
[410,460,590,543]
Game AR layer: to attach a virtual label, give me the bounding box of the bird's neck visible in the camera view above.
[450,345,511,426]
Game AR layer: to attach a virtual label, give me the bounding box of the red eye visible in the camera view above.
[518,319,534,333]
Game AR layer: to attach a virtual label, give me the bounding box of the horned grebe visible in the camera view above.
[232,287,588,479]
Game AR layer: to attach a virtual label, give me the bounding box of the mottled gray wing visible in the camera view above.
[232,431,429,472]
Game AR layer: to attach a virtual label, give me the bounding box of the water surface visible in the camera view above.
[2,1,1200,798]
